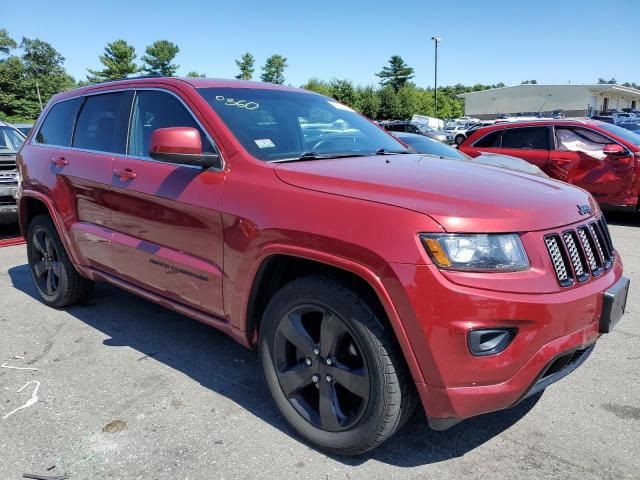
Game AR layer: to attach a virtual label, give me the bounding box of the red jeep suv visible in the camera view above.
[459,119,640,210]
[17,78,629,455]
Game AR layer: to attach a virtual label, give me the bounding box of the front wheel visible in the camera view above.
[259,275,417,455]
[455,134,466,145]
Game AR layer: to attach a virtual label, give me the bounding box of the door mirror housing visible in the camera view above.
[603,143,626,156]
[149,127,221,169]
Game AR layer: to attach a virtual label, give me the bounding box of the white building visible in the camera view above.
[458,84,640,119]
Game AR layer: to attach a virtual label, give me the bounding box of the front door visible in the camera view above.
[550,126,635,205]
[109,88,225,317]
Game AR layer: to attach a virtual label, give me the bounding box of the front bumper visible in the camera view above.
[387,255,624,425]
[0,183,19,221]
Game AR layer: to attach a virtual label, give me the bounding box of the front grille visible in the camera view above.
[545,216,615,287]
[0,195,16,206]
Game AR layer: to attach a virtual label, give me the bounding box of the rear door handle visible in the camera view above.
[113,168,137,181]
[50,156,68,167]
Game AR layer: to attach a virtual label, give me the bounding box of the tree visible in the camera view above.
[186,71,206,77]
[376,55,414,91]
[377,86,402,119]
[87,39,138,83]
[301,78,332,96]
[354,86,380,119]
[521,80,538,84]
[0,29,17,57]
[142,40,179,76]
[235,52,255,80]
[598,77,617,84]
[329,79,357,106]
[260,54,287,84]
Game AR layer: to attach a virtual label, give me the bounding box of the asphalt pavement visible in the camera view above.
[0,213,638,479]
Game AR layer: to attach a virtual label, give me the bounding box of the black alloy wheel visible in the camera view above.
[273,304,370,432]
[260,275,418,455]
[30,226,62,297]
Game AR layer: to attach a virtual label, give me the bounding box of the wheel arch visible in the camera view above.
[19,191,82,266]
[242,245,426,386]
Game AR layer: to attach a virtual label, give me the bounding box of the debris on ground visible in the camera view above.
[102,419,128,433]
[2,380,40,420]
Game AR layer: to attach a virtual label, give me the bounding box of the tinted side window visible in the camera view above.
[474,130,500,147]
[500,127,549,150]
[36,98,82,146]
[128,90,215,157]
[73,93,129,153]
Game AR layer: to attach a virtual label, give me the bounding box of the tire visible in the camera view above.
[26,214,94,308]
[259,275,417,455]
[455,134,465,146]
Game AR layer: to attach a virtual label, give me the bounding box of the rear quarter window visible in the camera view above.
[35,97,82,146]
[473,130,500,147]
[500,126,549,150]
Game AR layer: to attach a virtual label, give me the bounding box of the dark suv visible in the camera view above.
[17,77,629,455]
[0,121,24,223]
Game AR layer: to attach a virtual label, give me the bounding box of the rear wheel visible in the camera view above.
[27,214,94,307]
[455,134,465,145]
[259,275,417,455]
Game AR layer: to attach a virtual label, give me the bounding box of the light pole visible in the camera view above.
[431,36,441,119]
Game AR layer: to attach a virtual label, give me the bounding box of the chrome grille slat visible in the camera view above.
[545,216,614,287]
[562,231,589,282]
[577,227,602,276]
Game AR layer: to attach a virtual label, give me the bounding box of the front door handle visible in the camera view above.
[113,168,137,181]
[50,156,68,167]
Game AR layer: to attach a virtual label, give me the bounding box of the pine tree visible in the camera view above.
[142,40,180,76]
[87,40,138,83]
[260,54,287,84]
[376,55,414,91]
[235,52,255,80]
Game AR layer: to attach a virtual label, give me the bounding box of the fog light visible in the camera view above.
[467,328,516,356]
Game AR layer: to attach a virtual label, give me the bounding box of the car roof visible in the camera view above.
[50,76,313,103]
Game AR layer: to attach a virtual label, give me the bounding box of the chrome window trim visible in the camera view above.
[31,86,225,172]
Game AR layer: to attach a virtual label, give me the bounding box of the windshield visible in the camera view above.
[598,122,640,148]
[395,133,470,160]
[0,126,25,153]
[198,87,409,161]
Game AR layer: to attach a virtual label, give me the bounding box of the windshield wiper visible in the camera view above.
[373,148,412,155]
[272,151,371,163]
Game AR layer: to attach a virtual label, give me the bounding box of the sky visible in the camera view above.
[2,0,640,88]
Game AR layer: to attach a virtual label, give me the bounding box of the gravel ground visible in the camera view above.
[0,212,638,480]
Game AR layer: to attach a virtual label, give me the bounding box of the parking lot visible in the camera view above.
[0,212,638,480]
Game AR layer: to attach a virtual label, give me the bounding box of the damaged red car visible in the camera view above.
[459,120,640,210]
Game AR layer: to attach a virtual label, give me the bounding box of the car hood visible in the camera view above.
[273,154,597,233]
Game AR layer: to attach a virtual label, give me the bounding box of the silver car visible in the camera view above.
[0,121,25,223]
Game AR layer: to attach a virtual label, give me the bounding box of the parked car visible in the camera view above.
[18,77,628,455]
[444,124,477,145]
[0,121,25,223]
[380,120,453,144]
[460,119,640,209]
[392,131,547,177]
[12,123,33,136]
[619,122,640,133]
[590,115,616,124]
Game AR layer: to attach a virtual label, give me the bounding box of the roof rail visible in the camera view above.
[85,74,167,86]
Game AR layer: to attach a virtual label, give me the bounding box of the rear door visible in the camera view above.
[466,126,551,169]
[33,92,130,272]
[109,88,225,316]
[550,126,635,205]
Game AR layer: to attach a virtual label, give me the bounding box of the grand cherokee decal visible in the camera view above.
[148,258,209,282]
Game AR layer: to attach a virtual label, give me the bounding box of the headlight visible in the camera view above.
[420,233,529,272]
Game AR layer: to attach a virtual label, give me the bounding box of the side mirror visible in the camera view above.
[149,127,220,169]
[603,143,626,156]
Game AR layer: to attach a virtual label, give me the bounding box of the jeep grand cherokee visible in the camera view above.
[17,77,629,455]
